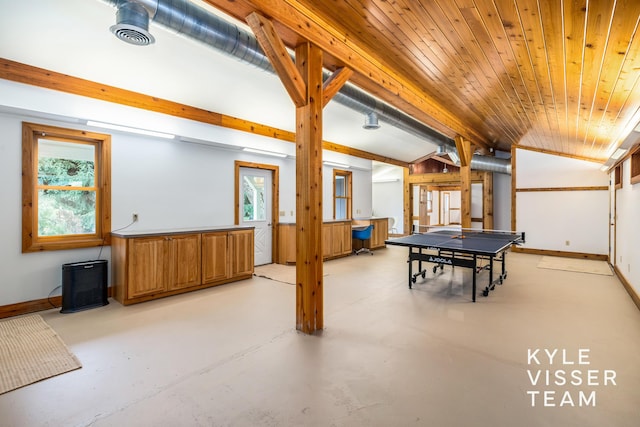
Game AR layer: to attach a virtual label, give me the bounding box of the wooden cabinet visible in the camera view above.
[126,233,201,299]
[112,227,253,305]
[278,221,352,264]
[169,234,202,291]
[127,236,168,299]
[370,218,388,249]
[331,221,352,256]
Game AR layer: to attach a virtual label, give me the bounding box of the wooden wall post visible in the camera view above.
[455,135,473,229]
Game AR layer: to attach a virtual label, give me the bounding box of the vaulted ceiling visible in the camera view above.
[206,0,640,162]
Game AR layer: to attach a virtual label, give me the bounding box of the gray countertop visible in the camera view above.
[111,225,254,238]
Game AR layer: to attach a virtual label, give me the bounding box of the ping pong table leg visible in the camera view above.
[408,247,413,289]
[501,251,507,282]
[472,254,477,302]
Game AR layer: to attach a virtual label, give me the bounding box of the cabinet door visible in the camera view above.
[168,234,202,290]
[373,219,388,248]
[340,222,352,254]
[332,222,351,255]
[202,232,229,283]
[230,229,254,277]
[322,223,333,258]
[128,236,168,298]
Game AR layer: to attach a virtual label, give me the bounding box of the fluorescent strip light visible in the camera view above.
[242,147,287,158]
[87,121,175,139]
[373,178,400,183]
[323,161,350,168]
[610,148,627,160]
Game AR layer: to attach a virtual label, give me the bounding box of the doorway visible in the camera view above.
[236,162,279,266]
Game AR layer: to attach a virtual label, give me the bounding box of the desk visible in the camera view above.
[385,228,524,301]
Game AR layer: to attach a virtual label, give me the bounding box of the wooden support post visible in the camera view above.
[294,42,324,333]
[404,167,411,234]
[482,172,494,230]
[247,12,350,334]
[455,135,472,229]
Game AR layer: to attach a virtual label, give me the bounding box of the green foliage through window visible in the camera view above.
[36,140,97,237]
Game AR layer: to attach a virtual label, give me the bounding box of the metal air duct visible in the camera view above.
[101,0,511,174]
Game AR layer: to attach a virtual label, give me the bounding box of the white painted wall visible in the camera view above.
[493,172,511,231]
[613,158,640,295]
[0,83,372,306]
[372,164,404,234]
[515,148,609,255]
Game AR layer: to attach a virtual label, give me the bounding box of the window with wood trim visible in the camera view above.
[614,164,622,189]
[333,169,352,220]
[631,146,640,185]
[22,122,111,252]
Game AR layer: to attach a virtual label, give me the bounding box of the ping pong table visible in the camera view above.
[385,227,524,301]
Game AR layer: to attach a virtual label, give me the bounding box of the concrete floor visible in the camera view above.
[1,247,639,426]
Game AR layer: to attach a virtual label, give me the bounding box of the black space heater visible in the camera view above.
[61,260,109,313]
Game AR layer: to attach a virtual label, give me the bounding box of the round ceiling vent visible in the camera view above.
[110,23,155,46]
[110,2,155,46]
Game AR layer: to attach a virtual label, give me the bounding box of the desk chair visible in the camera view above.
[352,224,374,255]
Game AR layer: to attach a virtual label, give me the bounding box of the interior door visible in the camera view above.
[239,167,272,265]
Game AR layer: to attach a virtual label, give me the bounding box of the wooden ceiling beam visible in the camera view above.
[322,67,353,108]
[455,135,473,167]
[203,0,493,149]
[0,58,409,168]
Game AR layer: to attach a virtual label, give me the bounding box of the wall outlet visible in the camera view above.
[279,211,285,216]
[132,213,139,222]
[565,240,570,246]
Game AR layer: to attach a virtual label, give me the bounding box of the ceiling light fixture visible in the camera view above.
[610,148,627,160]
[363,112,380,130]
[86,120,175,139]
[323,161,350,169]
[242,147,287,158]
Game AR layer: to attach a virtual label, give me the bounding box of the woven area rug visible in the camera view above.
[537,256,613,276]
[254,263,297,285]
[0,315,81,394]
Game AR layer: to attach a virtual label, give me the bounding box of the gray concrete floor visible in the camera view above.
[1,247,639,426]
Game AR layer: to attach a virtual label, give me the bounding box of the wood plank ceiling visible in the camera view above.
[204,0,640,162]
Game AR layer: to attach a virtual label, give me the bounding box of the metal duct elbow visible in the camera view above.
[470,155,511,174]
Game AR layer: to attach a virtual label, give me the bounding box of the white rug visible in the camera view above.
[537,256,613,276]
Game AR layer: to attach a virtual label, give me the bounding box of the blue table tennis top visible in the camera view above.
[385,229,522,256]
